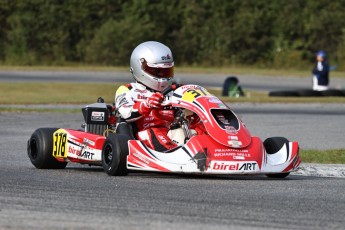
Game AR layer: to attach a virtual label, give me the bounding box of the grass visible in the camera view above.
[1,82,345,105]
[0,82,118,104]
[0,107,79,113]
[300,149,345,164]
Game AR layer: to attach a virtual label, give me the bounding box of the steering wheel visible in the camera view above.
[162,84,180,96]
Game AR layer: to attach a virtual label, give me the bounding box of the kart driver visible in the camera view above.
[115,41,205,151]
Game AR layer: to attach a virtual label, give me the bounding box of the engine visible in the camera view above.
[82,103,109,135]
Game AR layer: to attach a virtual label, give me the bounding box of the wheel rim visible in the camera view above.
[103,143,113,166]
[29,139,38,160]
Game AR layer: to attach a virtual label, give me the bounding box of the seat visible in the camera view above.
[115,118,137,140]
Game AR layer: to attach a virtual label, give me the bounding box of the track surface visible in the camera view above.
[1,111,345,230]
[1,70,345,91]
[1,71,345,229]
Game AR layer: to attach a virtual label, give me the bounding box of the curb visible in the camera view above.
[292,163,345,178]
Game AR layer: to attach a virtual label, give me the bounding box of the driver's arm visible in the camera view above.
[115,84,163,122]
[115,85,142,122]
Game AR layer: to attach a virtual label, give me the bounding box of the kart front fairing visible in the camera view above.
[127,85,300,174]
[127,133,300,174]
[170,85,252,148]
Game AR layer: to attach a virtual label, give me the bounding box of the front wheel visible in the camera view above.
[266,173,290,178]
[264,137,290,179]
[27,128,67,169]
[102,134,130,176]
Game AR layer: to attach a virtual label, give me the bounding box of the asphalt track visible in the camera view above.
[1,70,345,91]
[1,71,345,229]
[0,110,344,230]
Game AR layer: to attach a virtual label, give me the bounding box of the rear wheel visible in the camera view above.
[264,137,290,179]
[102,134,130,176]
[27,128,67,169]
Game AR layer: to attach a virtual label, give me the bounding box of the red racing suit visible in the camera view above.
[115,82,177,151]
[115,82,206,151]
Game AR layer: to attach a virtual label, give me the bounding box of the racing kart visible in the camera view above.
[27,84,301,178]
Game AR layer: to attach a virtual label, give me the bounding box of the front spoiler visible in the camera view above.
[126,138,301,175]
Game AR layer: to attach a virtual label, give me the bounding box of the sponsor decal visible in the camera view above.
[233,156,245,160]
[144,117,155,122]
[215,148,249,153]
[143,123,155,129]
[68,145,82,156]
[134,89,148,93]
[218,103,226,108]
[208,97,222,104]
[214,148,251,158]
[91,111,104,121]
[228,140,242,147]
[161,54,171,60]
[83,138,95,146]
[80,151,94,160]
[216,114,229,124]
[158,134,168,143]
[212,161,257,171]
[138,95,148,100]
[225,126,238,134]
[68,146,94,160]
[133,152,150,164]
[181,85,198,90]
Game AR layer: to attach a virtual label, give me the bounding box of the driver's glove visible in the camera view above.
[134,92,163,115]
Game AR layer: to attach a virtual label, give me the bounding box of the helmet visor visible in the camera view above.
[141,59,174,79]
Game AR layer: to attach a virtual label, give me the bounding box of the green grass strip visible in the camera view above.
[300,149,345,164]
[1,82,345,105]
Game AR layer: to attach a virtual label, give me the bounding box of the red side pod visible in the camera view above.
[127,141,171,172]
[66,129,106,150]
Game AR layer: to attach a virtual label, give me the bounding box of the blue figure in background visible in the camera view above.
[312,50,329,91]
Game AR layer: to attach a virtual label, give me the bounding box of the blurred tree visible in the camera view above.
[0,0,345,69]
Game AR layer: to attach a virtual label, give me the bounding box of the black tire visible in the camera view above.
[297,89,322,97]
[269,91,299,97]
[102,134,130,176]
[266,173,290,178]
[264,137,289,154]
[263,137,290,179]
[27,128,68,169]
[320,89,345,97]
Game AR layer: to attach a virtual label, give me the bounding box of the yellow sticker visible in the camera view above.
[182,89,209,102]
[53,129,68,158]
[115,85,130,98]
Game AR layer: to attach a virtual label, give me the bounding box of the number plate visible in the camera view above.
[53,129,68,158]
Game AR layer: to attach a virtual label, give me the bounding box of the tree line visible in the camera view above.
[1,0,345,70]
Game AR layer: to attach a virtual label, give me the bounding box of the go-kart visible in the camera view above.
[27,84,301,178]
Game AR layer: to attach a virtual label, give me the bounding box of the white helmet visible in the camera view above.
[130,41,174,92]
